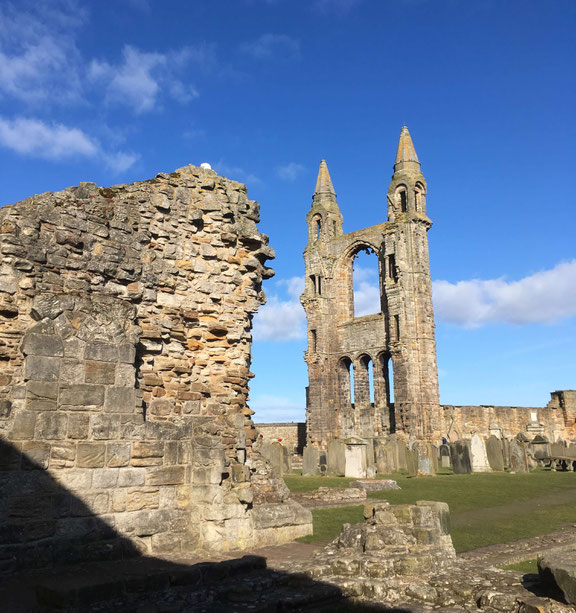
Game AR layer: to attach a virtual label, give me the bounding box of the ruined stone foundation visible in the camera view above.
[0,165,311,572]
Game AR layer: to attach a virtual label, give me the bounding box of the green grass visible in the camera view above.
[283,475,355,492]
[287,470,576,552]
[502,559,538,574]
[297,505,365,543]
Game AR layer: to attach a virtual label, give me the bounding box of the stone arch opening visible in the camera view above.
[396,185,408,212]
[414,182,425,212]
[355,354,374,407]
[312,214,322,240]
[353,247,380,317]
[376,351,395,433]
[338,356,353,408]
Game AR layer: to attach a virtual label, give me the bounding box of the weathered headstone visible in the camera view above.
[326,439,346,476]
[406,443,419,476]
[450,441,472,474]
[485,435,505,471]
[470,433,491,472]
[413,441,437,476]
[282,444,292,473]
[268,441,286,475]
[509,438,528,472]
[439,444,451,469]
[302,445,320,476]
[344,438,368,478]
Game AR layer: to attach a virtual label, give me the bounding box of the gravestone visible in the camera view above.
[302,445,319,476]
[450,441,472,474]
[269,441,286,475]
[485,435,505,471]
[319,450,327,474]
[439,444,451,468]
[327,439,346,476]
[502,437,511,469]
[509,438,528,472]
[406,443,419,476]
[282,444,292,473]
[470,433,491,472]
[344,438,368,478]
[414,441,437,475]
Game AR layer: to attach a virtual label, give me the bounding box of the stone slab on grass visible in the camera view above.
[349,479,400,492]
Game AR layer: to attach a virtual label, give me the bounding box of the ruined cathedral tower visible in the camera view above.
[302,127,441,445]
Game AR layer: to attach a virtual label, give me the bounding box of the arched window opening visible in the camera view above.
[415,183,425,212]
[400,190,407,212]
[350,361,355,406]
[352,247,380,317]
[310,329,317,353]
[315,216,322,239]
[380,352,395,432]
[309,274,317,295]
[387,254,398,283]
[394,314,400,340]
[338,357,353,407]
[317,276,322,295]
[368,359,375,404]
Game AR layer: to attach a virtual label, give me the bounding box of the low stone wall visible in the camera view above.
[256,422,306,454]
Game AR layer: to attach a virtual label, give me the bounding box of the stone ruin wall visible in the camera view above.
[0,165,311,572]
[255,422,306,454]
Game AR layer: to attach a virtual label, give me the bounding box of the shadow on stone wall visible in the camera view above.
[0,438,413,611]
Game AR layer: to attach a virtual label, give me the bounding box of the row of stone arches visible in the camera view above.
[338,352,394,408]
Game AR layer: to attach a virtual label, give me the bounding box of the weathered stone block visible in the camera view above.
[147,466,185,486]
[118,344,136,364]
[77,443,106,468]
[56,468,93,490]
[20,333,63,357]
[24,356,60,381]
[85,361,116,384]
[92,468,119,489]
[85,342,118,362]
[126,487,160,511]
[91,414,120,440]
[106,442,130,467]
[50,443,76,468]
[67,413,89,439]
[131,441,164,466]
[118,467,146,487]
[10,411,36,439]
[60,384,104,407]
[104,387,135,413]
[115,363,135,387]
[36,412,67,440]
[21,441,50,469]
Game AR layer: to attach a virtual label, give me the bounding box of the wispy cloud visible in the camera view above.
[253,277,306,341]
[0,0,86,105]
[89,45,199,113]
[433,260,576,328]
[0,116,138,173]
[214,160,261,185]
[241,33,300,60]
[276,162,305,181]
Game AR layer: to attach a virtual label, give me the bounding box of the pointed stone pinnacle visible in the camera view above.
[394,126,421,174]
[314,160,336,195]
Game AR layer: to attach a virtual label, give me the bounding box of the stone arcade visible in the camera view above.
[0,164,311,572]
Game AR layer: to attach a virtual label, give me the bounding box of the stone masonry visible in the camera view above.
[302,127,441,446]
[0,164,311,572]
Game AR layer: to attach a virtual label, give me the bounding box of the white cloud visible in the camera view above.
[354,280,381,317]
[250,394,305,422]
[89,45,198,114]
[253,276,306,341]
[0,116,137,173]
[433,260,576,328]
[241,34,300,60]
[0,1,85,104]
[276,162,305,181]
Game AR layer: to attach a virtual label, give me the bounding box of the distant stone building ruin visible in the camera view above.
[299,127,576,450]
[0,165,311,572]
[302,127,442,446]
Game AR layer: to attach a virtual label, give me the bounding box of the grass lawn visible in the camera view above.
[289,470,576,552]
[503,559,538,574]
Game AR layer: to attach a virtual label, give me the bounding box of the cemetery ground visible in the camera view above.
[284,469,576,555]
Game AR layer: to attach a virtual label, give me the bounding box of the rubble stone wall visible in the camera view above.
[0,165,310,572]
[256,422,306,453]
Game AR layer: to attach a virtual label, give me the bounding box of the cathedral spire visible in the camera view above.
[393,126,421,174]
[314,160,336,196]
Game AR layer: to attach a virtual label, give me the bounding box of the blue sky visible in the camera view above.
[0,0,575,422]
